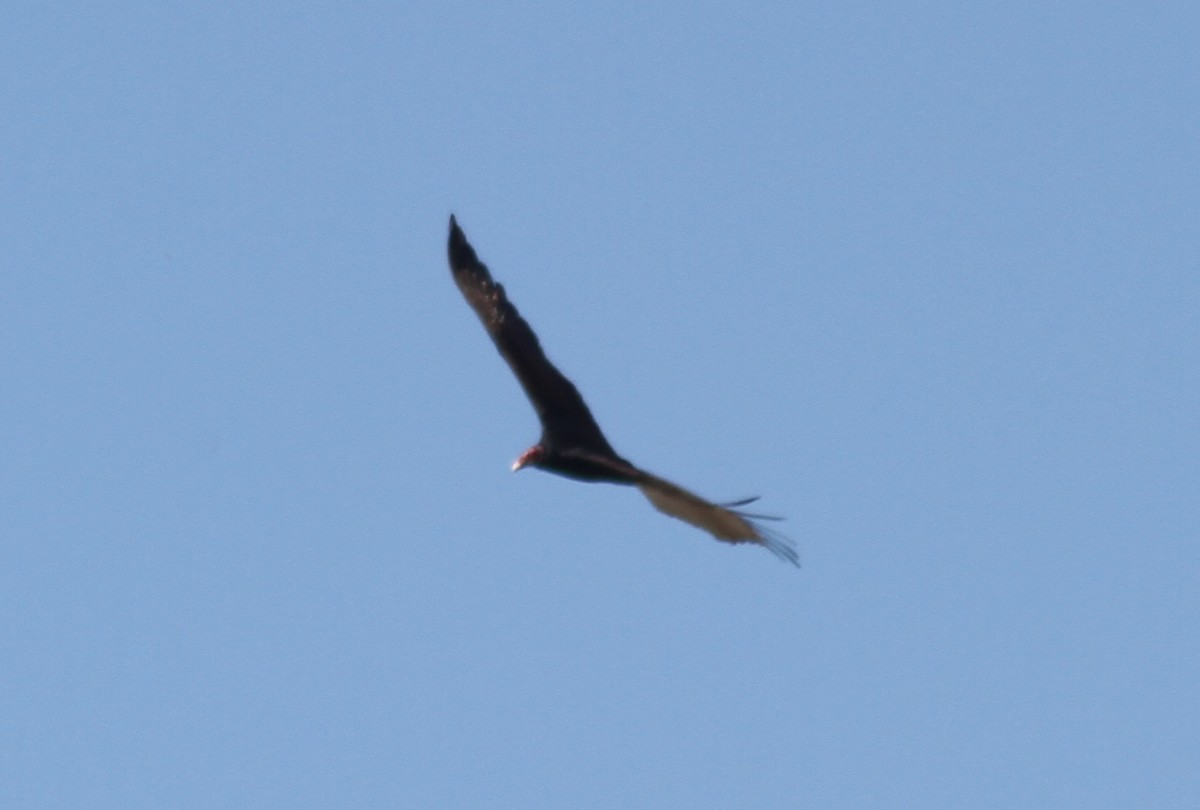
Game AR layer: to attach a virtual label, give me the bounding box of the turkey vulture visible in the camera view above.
[447,215,798,566]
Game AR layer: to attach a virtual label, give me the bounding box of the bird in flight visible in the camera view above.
[447,215,798,566]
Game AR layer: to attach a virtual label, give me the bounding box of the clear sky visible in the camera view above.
[3,2,1197,807]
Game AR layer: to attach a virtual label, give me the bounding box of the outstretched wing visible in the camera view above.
[637,473,799,566]
[448,215,617,455]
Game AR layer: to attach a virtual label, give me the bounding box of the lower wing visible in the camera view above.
[636,474,799,567]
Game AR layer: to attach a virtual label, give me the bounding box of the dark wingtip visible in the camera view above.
[731,503,799,567]
[757,527,801,568]
[447,214,480,271]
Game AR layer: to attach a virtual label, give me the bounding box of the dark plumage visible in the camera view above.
[447,215,797,566]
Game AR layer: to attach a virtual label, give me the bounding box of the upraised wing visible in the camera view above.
[448,215,617,455]
[637,474,800,566]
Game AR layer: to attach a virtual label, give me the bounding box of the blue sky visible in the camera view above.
[3,2,1197,807]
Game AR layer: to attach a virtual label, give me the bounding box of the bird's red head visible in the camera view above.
[511,444,545,472]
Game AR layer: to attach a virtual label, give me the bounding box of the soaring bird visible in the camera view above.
[447,215,798,566]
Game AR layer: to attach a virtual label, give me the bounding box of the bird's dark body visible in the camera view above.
[537,446,640,484]
[446,215,798,566]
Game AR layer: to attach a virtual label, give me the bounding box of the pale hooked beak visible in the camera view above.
[511,445,542,472]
